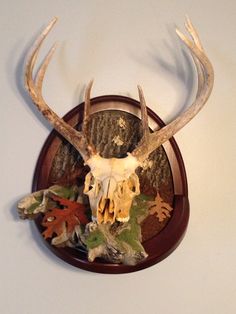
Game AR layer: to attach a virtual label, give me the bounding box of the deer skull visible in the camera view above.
[24,17,214,224]
[84,154,140,223]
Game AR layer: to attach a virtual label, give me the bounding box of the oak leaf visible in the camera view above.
[148,193,173,222]
[42,194,88,240]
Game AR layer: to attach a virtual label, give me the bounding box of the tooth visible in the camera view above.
[99,198,105,213]
[109,200,114,213]
[117,216,129,223]
[104,209,109,224]
[97,211,104,224]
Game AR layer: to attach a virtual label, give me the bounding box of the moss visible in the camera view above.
[84,229,106,249]
[27,201,41,214]
[117,229,143,252]
[116,194,149,252]
[53,186,78,200]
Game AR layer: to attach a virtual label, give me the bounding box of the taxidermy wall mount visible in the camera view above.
[17,17,214,273]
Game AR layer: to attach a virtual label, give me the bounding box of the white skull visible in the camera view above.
[84,153,140,224]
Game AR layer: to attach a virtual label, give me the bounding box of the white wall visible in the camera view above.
[1,1,235,313]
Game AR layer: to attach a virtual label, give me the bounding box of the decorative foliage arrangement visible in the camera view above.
[18,186,173,265]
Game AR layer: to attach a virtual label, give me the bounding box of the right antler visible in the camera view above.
[25,17,95,161]
[132,17,214,162]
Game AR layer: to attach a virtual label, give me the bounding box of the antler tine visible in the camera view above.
[25,18,94,161]
[81,80,96,154]
[184,16,204,97]
[83,80,93,130]
[137,85,150,141]
[25,17,57,97]
[132,17,214,162]
[135,85,150,153]
[34,43,57,92]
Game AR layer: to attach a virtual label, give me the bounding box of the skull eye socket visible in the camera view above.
[127,174,140,195]
[128,179,136,193]
[84,173,97,194]
[131,185,136,192]
[88,175,95,191]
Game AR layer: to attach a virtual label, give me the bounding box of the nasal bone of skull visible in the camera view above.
[98,177,117,224]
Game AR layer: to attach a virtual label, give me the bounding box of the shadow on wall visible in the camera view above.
[130,22,196,123]
[8,22,95,125]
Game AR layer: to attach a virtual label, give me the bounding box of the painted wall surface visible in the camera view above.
[0,1,235,313]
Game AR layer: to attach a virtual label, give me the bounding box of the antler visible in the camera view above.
[132,17,214,162]
[82,80,96,153]
[25,17,95,161]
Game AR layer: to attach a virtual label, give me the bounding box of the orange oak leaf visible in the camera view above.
[42,194,89,240]
[148,193,173,222]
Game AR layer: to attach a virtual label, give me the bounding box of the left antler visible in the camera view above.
[25,17,95,161]
[132,17,214,162]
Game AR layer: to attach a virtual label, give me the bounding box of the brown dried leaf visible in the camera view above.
[148,193,173,222]
[42,195,88,240]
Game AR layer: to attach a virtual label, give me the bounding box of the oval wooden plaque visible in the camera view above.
[32,95,189,273]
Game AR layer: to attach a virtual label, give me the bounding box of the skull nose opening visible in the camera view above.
[98,198,115,224]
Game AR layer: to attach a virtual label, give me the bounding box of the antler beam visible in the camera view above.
[25,17,94,161]
[132,17,214,162]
